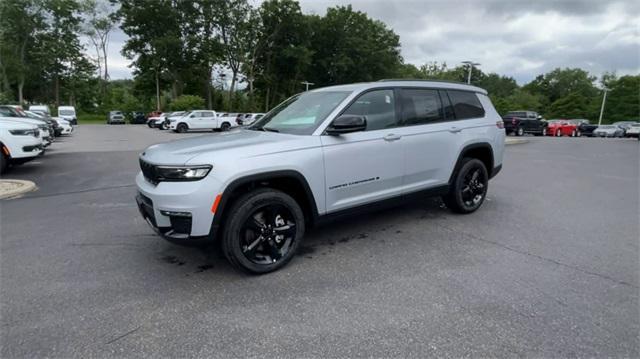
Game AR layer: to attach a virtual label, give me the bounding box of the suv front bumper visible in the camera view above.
[135,172,222,244]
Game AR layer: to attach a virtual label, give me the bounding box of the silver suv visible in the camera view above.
[135,80,506,273]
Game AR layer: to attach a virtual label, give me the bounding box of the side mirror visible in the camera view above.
[190,114,195,118]
[326,115,367,135]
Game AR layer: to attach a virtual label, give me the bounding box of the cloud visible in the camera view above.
[101,0,640,84]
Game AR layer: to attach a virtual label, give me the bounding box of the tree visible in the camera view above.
[602,75,640,122]
[254,0,312,110]
[308,5,402,86]
[0,0,47,104]
[523,68,598,104]
[170,94,205,111]
[83,0,116,93]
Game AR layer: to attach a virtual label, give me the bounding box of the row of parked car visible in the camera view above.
[502,111,639,139]
[143,111,265,133]
[0,105,75,174]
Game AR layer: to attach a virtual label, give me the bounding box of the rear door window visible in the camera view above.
[448,90,485,119]
[400,89,444,125]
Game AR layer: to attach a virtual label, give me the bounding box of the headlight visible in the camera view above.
[156,165,212,181]
[9,129,37,136]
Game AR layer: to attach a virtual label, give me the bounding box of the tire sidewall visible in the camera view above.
[222,189,305,274]
[177,123,187,133]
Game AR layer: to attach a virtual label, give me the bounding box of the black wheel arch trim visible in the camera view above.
[209,170,319,239]
[448,142,495,185]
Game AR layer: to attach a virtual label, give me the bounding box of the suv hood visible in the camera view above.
[141,129,318,165]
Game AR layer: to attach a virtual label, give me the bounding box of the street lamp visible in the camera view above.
[301,81,315,91]
[461,61,481,84]
[598,87,609,126]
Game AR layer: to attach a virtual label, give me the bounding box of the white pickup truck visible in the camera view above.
[168,110,237,133]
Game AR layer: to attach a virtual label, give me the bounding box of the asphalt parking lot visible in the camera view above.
[1,125,638,357]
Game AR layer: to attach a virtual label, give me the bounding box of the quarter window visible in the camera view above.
[342,89,397,131]
[400,89,444,125]
[447,90,485,119]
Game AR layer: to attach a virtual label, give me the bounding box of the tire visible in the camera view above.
[542,127,547,136]
[221,188,305,274]
[442,158,489,214]
[577,130,582,137]
[571,130,576,137]
[147,122,153,128]
[556,129,562,137]
[516,127,524,136]
[0,150,8,175]
[176,123,188,133]
[221,122,231,131]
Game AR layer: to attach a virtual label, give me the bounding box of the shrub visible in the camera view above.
[169,95,205,111]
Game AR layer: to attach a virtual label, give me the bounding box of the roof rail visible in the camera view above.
[377,79,472,86]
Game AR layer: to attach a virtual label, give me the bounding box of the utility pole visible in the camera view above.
[461,61,480,84]
[598,87,609,126]
[301,81,315,91]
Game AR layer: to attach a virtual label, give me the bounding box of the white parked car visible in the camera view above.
[28,104,51,116]
[1,117,52,147]
[169,110,236,133]
[238,113,265,126]
[52,117,74,135]
[624,123,639,138]
[57,106,77,125]
[107,111,125,124]
[0,120,43,174]
[157,111,187,130]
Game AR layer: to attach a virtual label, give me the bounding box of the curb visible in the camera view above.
[0,179,37,199]
[505,138,529,145]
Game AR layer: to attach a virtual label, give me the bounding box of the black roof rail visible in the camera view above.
[378,78,479,85]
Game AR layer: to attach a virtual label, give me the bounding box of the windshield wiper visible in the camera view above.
[262,127,279,133]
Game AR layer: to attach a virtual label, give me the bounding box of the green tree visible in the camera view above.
[602,75,640,122]
[170,95,205,111]
[309,5,402,86]
[523,68,598,104]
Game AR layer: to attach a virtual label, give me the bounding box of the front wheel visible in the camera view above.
[556,129,562,137]
[220,122,231,131]
[222,188,305,274]
[442,158,488,214]
[516,127,524,136]
[571,130,576,137]
[176,123,188,133]
[542,127,547,136]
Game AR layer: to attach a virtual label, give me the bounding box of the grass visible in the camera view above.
[77,114,107,124]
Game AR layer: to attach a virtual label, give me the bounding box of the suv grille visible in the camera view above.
[139,159,159,185]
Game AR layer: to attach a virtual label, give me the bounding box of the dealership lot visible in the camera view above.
[1,126,638,357]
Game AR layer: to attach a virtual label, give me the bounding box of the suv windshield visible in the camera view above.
[251,91,350,135]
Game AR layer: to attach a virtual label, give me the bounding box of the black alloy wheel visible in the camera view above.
[443,158,488,214]
[176,123,188,133]
[221,122,231,131]
[222,189,305,274]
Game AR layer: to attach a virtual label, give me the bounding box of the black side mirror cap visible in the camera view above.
[326,115,367,135]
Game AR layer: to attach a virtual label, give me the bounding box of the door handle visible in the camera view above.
[383,134,402,142]
[449,126,462,133]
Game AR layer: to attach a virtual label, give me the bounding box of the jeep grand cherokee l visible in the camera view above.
[136,80,505,274]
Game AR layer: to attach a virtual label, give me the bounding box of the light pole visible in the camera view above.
[598,87,609,126]
[461,61,480,84]
[301,81,315,91]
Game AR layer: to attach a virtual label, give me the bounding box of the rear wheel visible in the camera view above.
[221,122,231,131]
[176,123,188,133]
[442,158,488,214]
[222,188,305,274]
[516,127,524,136]
[542,127,547,136]
[556,129,562,137]
[571,130,576,137]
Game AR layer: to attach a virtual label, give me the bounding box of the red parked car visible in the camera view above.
[547,119,581,137]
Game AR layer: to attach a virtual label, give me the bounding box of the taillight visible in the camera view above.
[496,121,504,129]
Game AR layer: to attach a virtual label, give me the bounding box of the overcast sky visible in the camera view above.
[102,0,639,84]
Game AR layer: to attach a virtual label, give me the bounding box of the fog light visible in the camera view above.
[160,210,192,217]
